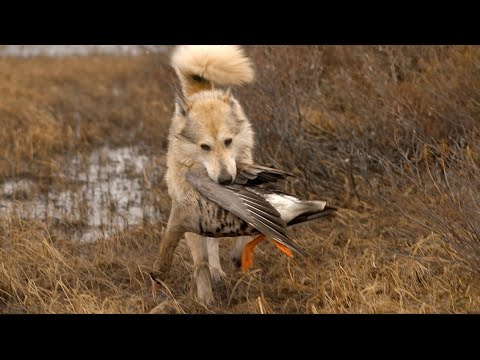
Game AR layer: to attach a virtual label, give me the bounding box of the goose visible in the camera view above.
[185,163,337,271]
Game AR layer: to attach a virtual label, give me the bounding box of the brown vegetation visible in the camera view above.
[1,46,479,313]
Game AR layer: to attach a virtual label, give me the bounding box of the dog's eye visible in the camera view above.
[224,138,232,147]
[200,144,211,151]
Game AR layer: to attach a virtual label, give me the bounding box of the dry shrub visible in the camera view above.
[238,45,480,272]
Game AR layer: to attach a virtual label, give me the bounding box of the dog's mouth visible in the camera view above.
[217,173,234,185]
[204,166,236,186]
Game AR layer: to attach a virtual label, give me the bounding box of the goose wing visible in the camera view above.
[235,163,294,186]
[186,169,306,256]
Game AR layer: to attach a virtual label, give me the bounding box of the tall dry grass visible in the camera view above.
[0,54,174,185]
[1,46,479,313]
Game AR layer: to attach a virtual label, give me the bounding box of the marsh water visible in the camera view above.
[0,45,171,241]
[0,147,166,241]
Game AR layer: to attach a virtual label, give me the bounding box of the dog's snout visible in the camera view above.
[218,173,233,185]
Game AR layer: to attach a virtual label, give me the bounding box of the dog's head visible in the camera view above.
[174,89,254,185]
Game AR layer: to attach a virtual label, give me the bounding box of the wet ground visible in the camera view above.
[0,147,167,241]
[0,45,171,241]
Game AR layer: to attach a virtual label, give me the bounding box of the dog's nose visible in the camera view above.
[218,173,233,185]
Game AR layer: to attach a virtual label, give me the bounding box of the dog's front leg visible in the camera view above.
[186,233,214,305]
[207,237,226,283]
[153,206,185,280]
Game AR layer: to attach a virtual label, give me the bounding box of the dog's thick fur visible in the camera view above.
[157,45,256,304]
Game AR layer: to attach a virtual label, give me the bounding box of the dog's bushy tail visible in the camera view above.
[171,45,254,98]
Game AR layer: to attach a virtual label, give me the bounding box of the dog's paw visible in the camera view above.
[194,263,215,306]
[210,267,229,302]
[210,267,227,285]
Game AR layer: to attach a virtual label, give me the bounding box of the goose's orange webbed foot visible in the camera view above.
[272,241,293,258]
[241,234,266,272]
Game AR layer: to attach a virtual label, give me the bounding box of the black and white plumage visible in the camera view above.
[186,164,336,257]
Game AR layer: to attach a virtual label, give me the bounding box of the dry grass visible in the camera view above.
[0,54,174,183]
[1,46,479,313]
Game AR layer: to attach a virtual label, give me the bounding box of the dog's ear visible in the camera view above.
[174,86,190,116]
[176,95,188,116]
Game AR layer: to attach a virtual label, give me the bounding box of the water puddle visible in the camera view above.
[0,147,166,241]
